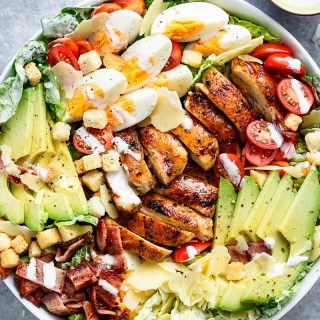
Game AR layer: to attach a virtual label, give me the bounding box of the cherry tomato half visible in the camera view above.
[92,3,122,16]
[113,0,145,15]
[47,44,80,70]
[48,38,80,58]
[162,41,182,72]
[214,153,245,189]
[73,126,113,155]
[244,141,277,167]
[264,53,305,76]
[172,241,212,263]
[246,120,284,150]
[76,40,94,55]
[277,78,314,115]
[251,43,292,60]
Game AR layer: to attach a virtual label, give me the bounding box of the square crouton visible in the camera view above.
[83,109,108,129]
[0,233,11,252]
[28,241,42,258]
[11,235,28,254]
[24,62,42,87]
[102,151,121,173]
[182,50,203,68]
[36,228,62,250]
[51,122,71,142]
[284,113,302,132]
[82,154,103,172]
[0,248,20,268]
[78,50,102,75]
[81,170,105,192]
[74,158,86,175]
[43,164,62,183]
[225,262,245,281]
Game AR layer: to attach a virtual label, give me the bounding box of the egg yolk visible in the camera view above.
[67,84,105,118]
[164,19,204,41]
[106,97,135,128]
[121,57,150,88]
[192,29,227,57]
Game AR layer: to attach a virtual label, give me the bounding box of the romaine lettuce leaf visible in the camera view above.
[145,0,190,9]
[55,214,98,227]
[61,7,94,22]
[68,315,85,320]
[134,292,163,320]
[61,244,92,270]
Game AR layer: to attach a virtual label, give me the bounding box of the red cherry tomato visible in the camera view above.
[76,40,94,55]
[73,126,113,155]
[277,79,314,115]
[92,3,122,16]
[162,41,182,72]
[172,241,212,263]
[113,0,145,15]
[214,153,245,188]
[264,53,305,76]
[48,38,80,58]
[251,43,292,60]
[47,44,80,70]
[244,141,277,167]
[246,120,284,150]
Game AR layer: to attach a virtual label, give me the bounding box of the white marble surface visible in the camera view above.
[0,0,319,319]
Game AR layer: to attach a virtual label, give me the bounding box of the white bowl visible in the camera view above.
[1,0,320,319]
[270,0,320,16]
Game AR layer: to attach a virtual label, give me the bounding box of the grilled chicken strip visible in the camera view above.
[107,219,172,262]
[141,193,214,241]
[154,174,217,218]
[231,58,279,122]
[121,211,195,246]
[139,125,188,185]
[171,113,219,171]
[186,89,240,155]
[199,67,257,140]
[114,129,156,195]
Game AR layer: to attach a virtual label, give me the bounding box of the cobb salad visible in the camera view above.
[0,1,320,319]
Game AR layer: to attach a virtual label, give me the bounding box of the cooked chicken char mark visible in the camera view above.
[106,219,172,262]
[120,211,195,246]
[231,58,280,123]
[199,67,258,141]
[171,112,219,171]
[186,89,240,155]
[139,125,188,185]
[114,128,156,195]
[155,173,217,218]
[141,193,214,241]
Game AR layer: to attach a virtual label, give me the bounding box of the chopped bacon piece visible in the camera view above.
[96,219,108,253]
[0,265,11,280]
[56,232,92,263]
[61,292,87,304]
[15,276,39,297]
[66,260,98,292]
[97,270,122,307]
[106,225,123,256]
[227,245,250,264]
[16,260,66,293]
[42,293,80,316]
[88,287,117,316]
[26,288,46,308]
[67,301,99,320]
[247,242,271,258]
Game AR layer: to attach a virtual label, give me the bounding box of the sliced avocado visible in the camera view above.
[0,173,24,224]
[242,171,280,242]
[226,176,260,245]
[0,87,36,161]
[43,187,74,221]
[58,224,93,242]
[11,183,48,232]
[278,166,320,255]
[302,109,320,129]
[257,174,296,262]
[215,277,229,306]
[214,178,237,246]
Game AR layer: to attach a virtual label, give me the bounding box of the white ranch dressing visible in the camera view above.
[264,237,276,250]
[98,279,119,295]
[110,105,137,128]
[285,57,302,73]
[113,137,141,161]
[99,253,117,266]
[267,262,285,277]
[181,115,193,131]
[267,123,283,148]
[186,246,198,260]
[42,262,57,290]
[75,127,105,154]
[26,258,37,282]
[24,162,48,181]
[220,154,241,186]
[105,24,127,49]
[286,255,308,267]
[290,79,311,114]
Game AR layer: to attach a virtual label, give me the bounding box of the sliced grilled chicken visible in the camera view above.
[121,211,195,246]
[139,125,188,185]
[107,219,172,262]
[184,161,215,183]
[154,174,217,218]
[141,193,213,241]
[171,113,219,171]
[231,58,279,122]
[199,67,258,140]
[114,129,156,195]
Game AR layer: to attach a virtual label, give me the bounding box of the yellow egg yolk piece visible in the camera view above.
[164,19,205,41]
[121,57,150,88]
[67,84,105,118]
[106,98,135,128]
[192,29,227,57]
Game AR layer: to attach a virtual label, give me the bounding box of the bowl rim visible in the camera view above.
[1,0,320,319]
[270,0,320,16]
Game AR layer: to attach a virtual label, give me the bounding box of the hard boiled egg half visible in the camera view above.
[121,35,172,93]
[64,69,128,122]
[151,2,229,42]
[186,25,252,57]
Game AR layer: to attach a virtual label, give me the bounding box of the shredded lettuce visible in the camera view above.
[68,315,85,320]
[229,16,280,43]
[311,75,320,99]
[61,7,94,22]
[61,244,92,270]
[55,214,98,227]
[145,0,191,9]
[0,41,46,124]
[296,137,308,154]
[19,255,30,263]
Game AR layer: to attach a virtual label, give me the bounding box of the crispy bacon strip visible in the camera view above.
[14,276,39,297]
[89,287,117,315]
[227,242,271,263]
[106,225,124,256]
[42,293,80,317]
[26,288,46,308]
[96,219,108,253]
[247,242,271,258]
[67,301,99,320]
[0,265,11,280]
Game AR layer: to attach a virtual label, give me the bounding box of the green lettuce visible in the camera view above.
[145,0,191,9]
[0,41,46,124]
[229,16,280,43]
[61,244,92,270]
[55,214,98,227]
[296,137,308,154]
[68,315,85,320]
[311,75,320,99]
[61,7,94,22]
